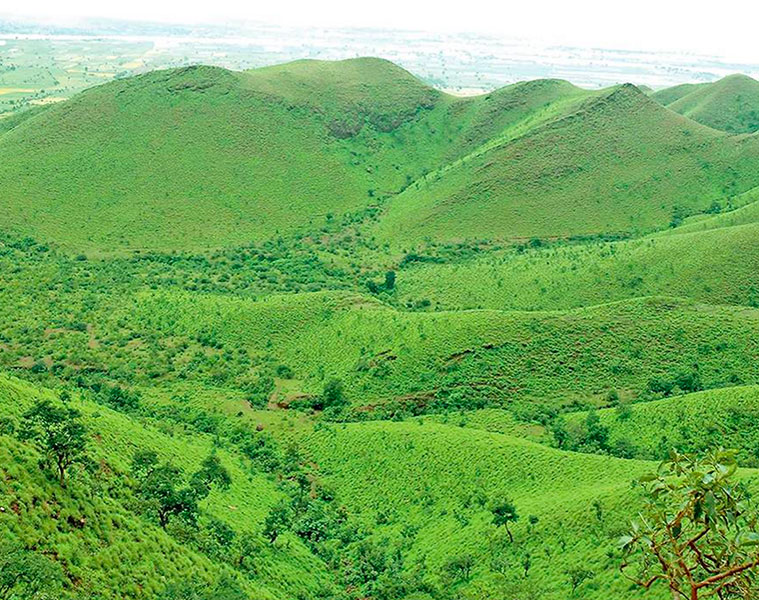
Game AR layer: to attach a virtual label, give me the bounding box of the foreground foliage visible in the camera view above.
[622,449,759,599]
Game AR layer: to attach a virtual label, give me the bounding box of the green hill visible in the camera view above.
[240,57,443,136]
[7,59,759,253]
[375,84,759,246]
[303,419,653,599]
[393,218,759,311]
[650,81,707,106]
[128,291,759,411]
[0,60,456,253]
[0,60,592,254]
[565,386,759,465]
[656,74,759,133]
[0,64,392,252]
[6,56,759,600]
[3,60,759,254]
[0,371,676,600]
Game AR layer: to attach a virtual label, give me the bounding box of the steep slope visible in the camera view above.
[650,81,707,106]
[566,385,759,465]
[0,65,375,252]
[665,74,759,133]
[437,78,593,161]
[304,420,653,599]
[0,60,464,253]
[0,59,594,254]
[0,375,334,600]
[239,57,442,137]
[376,84,759,246]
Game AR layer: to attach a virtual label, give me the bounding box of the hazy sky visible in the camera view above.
[6,0,759,60]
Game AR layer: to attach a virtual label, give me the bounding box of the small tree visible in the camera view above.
[491,498,519,543]
[263,499,292,543]
[140,462,198,528]
[583,409,609,451]
[190,452,232,496]
[20,399,87,486]
[241,431,281,472]
[621,448,759,599]
[321,378,346,410]
[522,552,532,578]
[566,566,594,594]
[132,451,230,528]
[443,553,474,583]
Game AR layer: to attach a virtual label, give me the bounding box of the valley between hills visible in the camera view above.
[3,56,759,599]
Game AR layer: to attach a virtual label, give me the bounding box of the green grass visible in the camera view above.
[0,60,587,253]
[15,59,759,254]
[6,56,759,600]
[0,371,680,599]
[663,185,759,234]
[0,65,385,252]
[662,74,759,134]
[419,408,549,442]
[375,84,759,246]
[0,374,335,599]
[650,82,708,106]
[303,419,659,598]
[4,60,759,255]
[565,385,759,465]
[129,291,759,410]
[393,219,759,311]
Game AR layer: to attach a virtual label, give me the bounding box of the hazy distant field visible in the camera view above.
[3,17,759,118]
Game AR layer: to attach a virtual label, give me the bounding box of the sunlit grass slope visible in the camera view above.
[650,81,708,106]
[394,220,759,310]
[0,59,591,254]
[132,291,759,409]
[0,59,470,253]
[376,84,759,245]
[3,59,759,254]
[0,374,333,599]
[240,57,443,133]
[304,419,654,598]
[566,385,759,464]
[0,372,674,599]
[0,64,389,252]
[661,74,759,134]
[665,185,759,234]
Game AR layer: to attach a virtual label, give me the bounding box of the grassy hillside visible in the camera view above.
[664,184,759,234]
[3,228,759,412]
[0,64,389,252]
[564,386,759,465]
[393,220,759,311]
[6,56,759,600]
[6,59,759,253]
[0,374,335,600]
[129,291,759,410]
[303,420,654,599]
[0,60,467,253]
[376,84,759,246]
[0,59,592,254]
[650,81,707,106]
[664,74,759,134]
[240,57,443,135]
[0,370,689,600]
